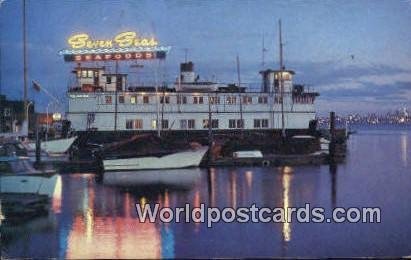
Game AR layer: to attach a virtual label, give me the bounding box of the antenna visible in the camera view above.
[262,34,268,68]
[183,48,189,63]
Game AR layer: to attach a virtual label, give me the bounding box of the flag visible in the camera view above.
[32,80,41,92]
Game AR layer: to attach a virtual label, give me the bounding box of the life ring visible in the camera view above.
[262,160,270,167]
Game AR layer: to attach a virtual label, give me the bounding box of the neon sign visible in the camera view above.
[67,32,158,49]
[59,31,171,62]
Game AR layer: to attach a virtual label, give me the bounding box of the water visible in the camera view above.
[1,129,411,258]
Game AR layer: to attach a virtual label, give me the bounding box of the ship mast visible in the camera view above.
[278,19,286,138]
[236,54,243,131]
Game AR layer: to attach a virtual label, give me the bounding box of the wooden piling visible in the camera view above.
[329,111,336,161]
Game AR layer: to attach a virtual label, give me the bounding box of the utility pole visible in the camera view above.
[23,0,28,123]
[279,19,286,138]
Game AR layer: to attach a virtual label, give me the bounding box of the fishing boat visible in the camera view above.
[103,146,208,171]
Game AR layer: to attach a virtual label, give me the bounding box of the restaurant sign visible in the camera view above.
[58,31,171,62]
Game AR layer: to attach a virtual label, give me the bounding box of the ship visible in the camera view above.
[62,23,319,150]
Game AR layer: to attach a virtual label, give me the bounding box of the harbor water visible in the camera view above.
[1,128,411,258]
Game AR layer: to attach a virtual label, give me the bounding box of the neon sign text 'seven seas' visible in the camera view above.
[67,32,158,49]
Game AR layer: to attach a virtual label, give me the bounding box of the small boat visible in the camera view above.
[103,168,202,188]
[0,175,59,198]
[24,136,77,155]
[233,150,263,158]
[103,146,208,171]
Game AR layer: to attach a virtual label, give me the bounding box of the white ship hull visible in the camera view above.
[25,136,77,154]
[103,146,208,171]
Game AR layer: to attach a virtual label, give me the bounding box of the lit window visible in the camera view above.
[119,96,125,103]
[81,70,88,78]
[87,70,94,78]
[143,96,149,104]
[105,96,112,104]
[130,95,137,104]
[151,119,157,129]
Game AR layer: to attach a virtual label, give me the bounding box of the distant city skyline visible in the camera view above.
[1,0,411,114]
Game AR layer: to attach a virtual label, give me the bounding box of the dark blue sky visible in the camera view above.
[1,0,411,114]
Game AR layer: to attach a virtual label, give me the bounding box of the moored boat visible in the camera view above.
[103,146,208,171]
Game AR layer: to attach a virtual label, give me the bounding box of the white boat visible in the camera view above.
[103,146,208,171]
[0,175,59,198]
[25,136,77,154]
[103,168,202,187]
[233,150,263,158]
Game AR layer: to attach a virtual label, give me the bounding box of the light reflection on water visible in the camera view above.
[2,129,411,258]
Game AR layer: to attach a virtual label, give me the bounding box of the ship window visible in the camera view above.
[105,96,112,104]
[188,119,195,129]
[161,119,169,129]
[130,95,137,104]
[87,70,94,78]
[237,119,244,128]
[151,119,157,129]
[193,96,203,104]
[229,119,236,129]
[226,96,236,105]
[119,95,125,103]
[126,120,133,129]
[209,96,220,104]
[134,119,143,129]
[180,119,187,129]
[106,76,112,84]
[177,96,187,104]
[254,119,261,128]
[262,119,269,128]
[143,96,149,104]
[258,96,268,104]
[242,96,252,105]
[160,96,170,104]
[203,119,218,129]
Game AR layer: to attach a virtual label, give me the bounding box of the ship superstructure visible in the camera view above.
[67,61,318,133]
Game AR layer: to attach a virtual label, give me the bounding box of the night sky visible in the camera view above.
[1,0,411,115]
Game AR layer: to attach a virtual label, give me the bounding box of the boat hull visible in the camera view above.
[103,146,208,171]
[0,175,59,198]
[26,136,77,154]
[103,168,202,188]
